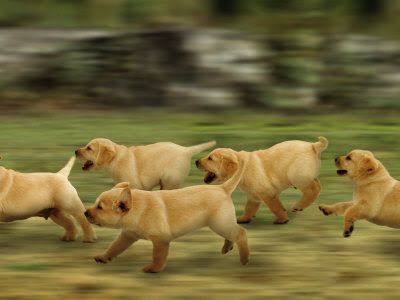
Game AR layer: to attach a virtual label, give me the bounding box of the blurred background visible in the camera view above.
[3,1,400,299]
[1,0,400,110]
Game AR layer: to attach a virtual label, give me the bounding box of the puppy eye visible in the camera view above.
[87,147,92,151]
[346,156,351,160]
[97,205,102,210]
[208,156,213,161]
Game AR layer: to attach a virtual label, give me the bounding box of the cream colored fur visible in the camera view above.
[319,149,400,237]
[196,137,328,224]
[76,138,216,190]
[85,157,249,273]
[0,156,96,242]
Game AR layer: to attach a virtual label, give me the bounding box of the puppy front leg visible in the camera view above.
[342,204,368,238]
[237,197,261,223]
[95,231,137,263]
[319,201,354,216]
[49,211,78,241]
[143,240,170,273]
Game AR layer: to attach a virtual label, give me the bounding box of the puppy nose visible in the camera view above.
[75,150,78,156]
[84,210,89,217]
[195,160,199,167]
[335,157,338,163]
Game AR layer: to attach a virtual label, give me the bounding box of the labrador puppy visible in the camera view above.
[0,156,96,242]
[76,139,216,190]
[196,137,328,224]
[85,157,249,273]
[319,149,400,237]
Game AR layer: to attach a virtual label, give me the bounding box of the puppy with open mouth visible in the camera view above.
[319,149,400,237]
[75,138,216,191]
[196,137,328,224]
[85,157,249,273]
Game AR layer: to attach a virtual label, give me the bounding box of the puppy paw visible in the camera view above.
[319,205,332,216]
[240,256,249,266]
[273,217,289,224]
[94,255,110,264]
[221,240,234,254]
[59,234,77,242]
[343,225,354,238]
[291,207,303,212]
[82,236,97,243]
[236,216,252,224]
[142,264,163,273]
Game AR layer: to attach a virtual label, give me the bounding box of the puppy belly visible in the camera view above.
[0,206,56,222]
[0,212,34,222]
[368,214,400,229]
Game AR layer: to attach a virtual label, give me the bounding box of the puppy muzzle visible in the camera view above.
[196,159,204,169]
[196,159,208,172]
[335,157,348,175]
[334,157,341,168]
[84,210,95,223]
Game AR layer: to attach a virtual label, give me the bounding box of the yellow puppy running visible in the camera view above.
[320,149,400,237]
[0,156,96,242]
[76,138,216,190]
[85,157,249,273]
[196,137,328,224]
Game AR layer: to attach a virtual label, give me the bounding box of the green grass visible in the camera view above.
[8,263,51,272]
[2,108,400,299]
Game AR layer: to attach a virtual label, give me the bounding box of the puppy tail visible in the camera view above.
[57,156,76,178]
[187,140,216,156]
[222,154,248,195]
[312,136,328,154]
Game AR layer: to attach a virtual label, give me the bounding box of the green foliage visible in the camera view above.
[0,0,400,37]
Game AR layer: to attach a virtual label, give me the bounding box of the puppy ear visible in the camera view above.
[112,187,132,213]
[220,156,239,180]
[361,157,379,174]
[96,144,116,166]
[113,182,130,189]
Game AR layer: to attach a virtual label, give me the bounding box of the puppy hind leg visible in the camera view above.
[49,211,78,242]
[210,222,250,265]
[292,178,321,212]
[237,197,262,224]
[71,210,97,243]
[234,226,250,265]
[262,196,289,224]
[61,193,97,243]
[143,240,170,273]
[161,162,191,190]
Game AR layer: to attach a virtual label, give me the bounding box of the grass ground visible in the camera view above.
[1,108,400,299]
